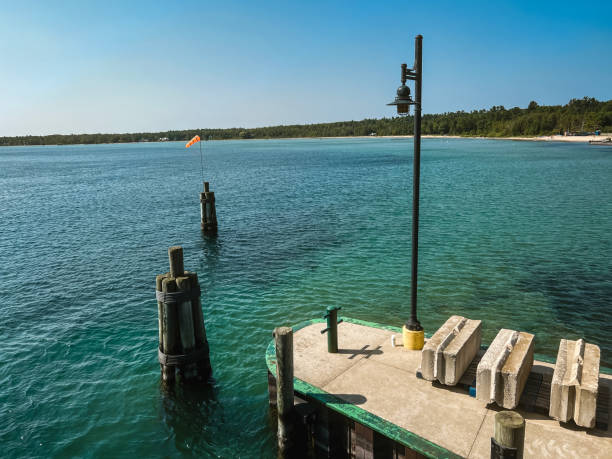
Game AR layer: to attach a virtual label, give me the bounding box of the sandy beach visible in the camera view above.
[490,134,612,143]
[308,134,612,143]
[382,134,612,143]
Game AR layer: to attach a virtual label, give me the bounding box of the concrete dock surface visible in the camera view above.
[291,320,612,458]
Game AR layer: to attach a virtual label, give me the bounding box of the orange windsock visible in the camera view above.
[185,135,201,148]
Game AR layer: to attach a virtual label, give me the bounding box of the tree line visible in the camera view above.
[2,97,610,146]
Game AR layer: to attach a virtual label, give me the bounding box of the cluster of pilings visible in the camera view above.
[153,174,218,386]
[156,246,212,385]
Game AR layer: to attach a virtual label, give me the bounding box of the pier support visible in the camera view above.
[158,274,178,384]
[492,411,525,459]
[275,326,294,453]
[420,315,481,385]
[549,338,600,428]
[200,182,218,235]
[476,329,534,409]
[351,422,374,459]
[155,246,212,385]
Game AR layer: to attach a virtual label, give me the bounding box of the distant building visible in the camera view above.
[158,137,169,141]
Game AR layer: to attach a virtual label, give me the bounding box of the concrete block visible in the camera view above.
[549,339,576,423]
[443,319,482,385]
[476,329,534,409]
[421,315,463,382]
[549,339,600,428]
[576,341,600,428]
[420,315,481,385]
[500,331,534,408]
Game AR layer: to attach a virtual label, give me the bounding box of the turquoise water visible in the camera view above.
[0,138,610,457]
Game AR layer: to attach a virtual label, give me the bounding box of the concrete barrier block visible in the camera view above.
[443,319,482,385]
[575,342,600,428]
[549,339,600,428]
[476,329,534,408]
[420,315,481,385]
[550,339,574,422]
[476,329,517,405]
[500,331,534,409]
[421,315,463,382]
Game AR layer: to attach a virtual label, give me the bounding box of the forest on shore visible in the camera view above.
[2,97,611,146]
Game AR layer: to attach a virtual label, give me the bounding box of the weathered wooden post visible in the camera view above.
[200,182,218,235]
[320,306,343,353]
[157,275,178,383]
[274,326,294,453]
[491,411,525,459]
[186,270,211,379]
[156,246,212,385]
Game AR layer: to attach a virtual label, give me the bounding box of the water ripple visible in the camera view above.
[0,139,610,457]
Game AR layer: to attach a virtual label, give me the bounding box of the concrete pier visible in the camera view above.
[550,339,601,428]
[420,315,481,385]
[476,329,534,409]
[266,318,611,458]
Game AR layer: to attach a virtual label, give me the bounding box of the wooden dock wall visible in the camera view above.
[268,370,426,458]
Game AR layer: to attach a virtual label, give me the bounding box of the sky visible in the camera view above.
[1,0,611,136]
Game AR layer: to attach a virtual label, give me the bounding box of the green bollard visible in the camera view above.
[320,306,343,353]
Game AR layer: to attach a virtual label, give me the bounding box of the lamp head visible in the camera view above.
[387,84,413,115]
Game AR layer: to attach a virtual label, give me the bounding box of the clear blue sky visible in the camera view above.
[1,0,610,136]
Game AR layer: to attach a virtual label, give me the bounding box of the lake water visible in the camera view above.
[1,138,610,457]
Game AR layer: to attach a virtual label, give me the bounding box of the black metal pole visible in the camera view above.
[407,35,423,331]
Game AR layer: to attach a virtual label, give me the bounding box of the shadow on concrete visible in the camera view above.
[314,393,368,405]
[337,345,383,360]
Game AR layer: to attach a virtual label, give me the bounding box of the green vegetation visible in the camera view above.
[2,97,611,146]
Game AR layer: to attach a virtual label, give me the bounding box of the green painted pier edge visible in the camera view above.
[265,316,612,458]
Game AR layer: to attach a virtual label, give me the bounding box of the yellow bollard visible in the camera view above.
[403,325,424,350]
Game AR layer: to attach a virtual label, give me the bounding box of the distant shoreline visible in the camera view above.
[433,134,610,143]
[2,133,610,147]
[310,134,611,143]
[212,133,608,144]
[3,97,610,147]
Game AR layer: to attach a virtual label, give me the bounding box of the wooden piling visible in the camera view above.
[156,246,212,385]
[168,246,184,278]
[351,422,374,459]
[176,275,198,381]
[200,182,218,234]
[275,326,294,453]
[492,411,525,459]
[186,271,212,381]
[156,274,165,349]
[204,191,217,233]
[199,190,208,231]
[161,277,179,384]
[156,273,170,381]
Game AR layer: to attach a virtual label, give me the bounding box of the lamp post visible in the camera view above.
[387,34,425,350]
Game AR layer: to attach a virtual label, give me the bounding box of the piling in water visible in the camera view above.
[200,182,218,235]
[156,246,212,385]
[157,274,176,383]
[274,326,294,453]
